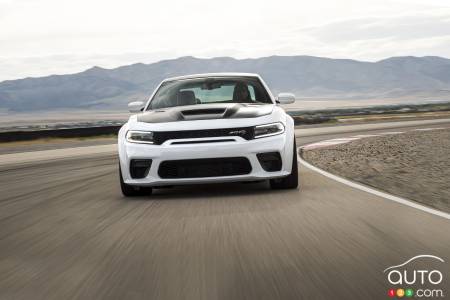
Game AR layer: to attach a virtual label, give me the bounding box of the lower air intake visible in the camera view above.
[158,157,251,179]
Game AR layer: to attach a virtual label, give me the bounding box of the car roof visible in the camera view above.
[163,72,261,82]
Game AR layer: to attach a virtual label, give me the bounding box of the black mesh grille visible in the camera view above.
[158,157,252,179]
[153,127,254,145]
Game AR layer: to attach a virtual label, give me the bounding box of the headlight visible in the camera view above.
[254,122,285,138]
[126,130,154,144]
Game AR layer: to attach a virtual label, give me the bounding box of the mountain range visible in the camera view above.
[1,55,450,111]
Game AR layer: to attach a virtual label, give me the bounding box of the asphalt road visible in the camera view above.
[0,119,449,300]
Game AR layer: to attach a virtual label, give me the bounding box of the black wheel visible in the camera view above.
[120,166,152,197]
[270,139,299,190]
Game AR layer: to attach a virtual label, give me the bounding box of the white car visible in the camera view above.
[118,73,298,196]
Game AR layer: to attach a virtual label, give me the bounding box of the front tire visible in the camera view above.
[120,166,152,197]
[270,139,299,190]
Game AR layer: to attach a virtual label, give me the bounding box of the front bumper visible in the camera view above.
[119,133,294,186]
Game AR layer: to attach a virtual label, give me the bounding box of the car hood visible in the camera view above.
[137,103,274,123]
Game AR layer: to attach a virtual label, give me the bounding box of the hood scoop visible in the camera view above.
[181,108,226,116]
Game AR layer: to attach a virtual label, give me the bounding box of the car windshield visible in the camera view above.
[147,77,272,110]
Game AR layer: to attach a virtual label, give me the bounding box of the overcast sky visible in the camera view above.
[0,0,449,81]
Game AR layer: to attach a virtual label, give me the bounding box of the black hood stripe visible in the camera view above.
[137,103,274,123]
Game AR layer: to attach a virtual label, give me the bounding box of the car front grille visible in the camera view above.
[158,157,252,179]
[153,127,254,145]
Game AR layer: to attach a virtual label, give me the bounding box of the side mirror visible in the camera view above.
[128,101,145,113]
[276,93,296,104]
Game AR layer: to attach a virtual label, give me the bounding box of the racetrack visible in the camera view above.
[1,119,449,300]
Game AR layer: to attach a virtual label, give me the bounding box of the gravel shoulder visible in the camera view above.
[302,128,450,213]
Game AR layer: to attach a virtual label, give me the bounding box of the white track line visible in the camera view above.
[414,127,445,131]
[302,141,348,150]
[297,151,450,220]
[301,137,361,150]
[351,134,380,138]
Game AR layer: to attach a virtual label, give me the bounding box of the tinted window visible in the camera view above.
[148,77,272,110]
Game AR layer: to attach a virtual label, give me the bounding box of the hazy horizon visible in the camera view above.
[1,54,450,83]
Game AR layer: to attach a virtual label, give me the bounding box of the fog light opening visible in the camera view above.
[130,159,152,179]
[257,152,282,172]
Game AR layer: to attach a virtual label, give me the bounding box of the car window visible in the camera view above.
[248,85,255,100]
[148,77,270,110]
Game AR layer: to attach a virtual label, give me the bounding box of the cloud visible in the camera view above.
[301,10,450,43]
[282,9,450,61]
